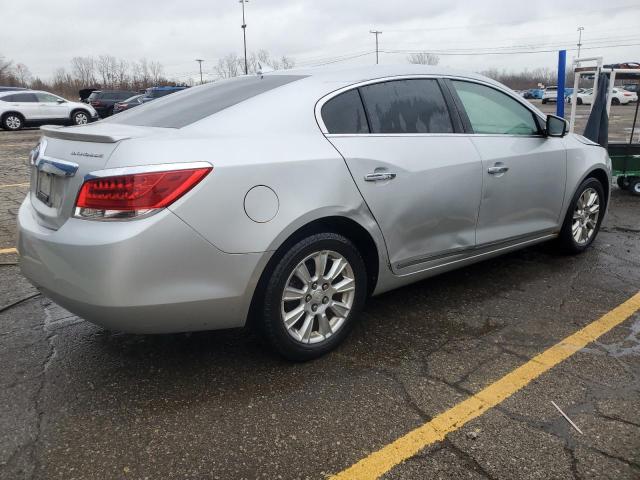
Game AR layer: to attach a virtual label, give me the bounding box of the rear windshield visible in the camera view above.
[104,75,306,128]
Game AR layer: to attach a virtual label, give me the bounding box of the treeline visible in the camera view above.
[479,67,588,90]
[0,54,175,99]
[214,50,295,78]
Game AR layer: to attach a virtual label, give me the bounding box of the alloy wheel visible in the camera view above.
[6,115,21,129]
[572,187,600,245]
[74,113,88,125]
[280,250,356,344]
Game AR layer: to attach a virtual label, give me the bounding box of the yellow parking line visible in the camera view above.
[0,183,29,189]
[0,248,18,255]
[331,291,640,480]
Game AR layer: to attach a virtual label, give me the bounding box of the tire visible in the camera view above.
[616,176,627,190]
[260,232,367,361]
[577,98,583,105]
[629,178,640,196]
[542,99,548,104]
[71,110,89,126]
[612,98,620,106]
[556,178,605,254]
[1,112,24,131]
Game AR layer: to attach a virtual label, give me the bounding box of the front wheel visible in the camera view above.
[556,178,605,254]
[612,98,620,106]
[629,178,640,196]
[260,233,367,361]
[71,110,89,125]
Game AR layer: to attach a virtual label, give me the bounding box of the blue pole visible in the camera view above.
[557,50,566,118]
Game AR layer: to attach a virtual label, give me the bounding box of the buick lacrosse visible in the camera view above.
[18,65,611,360]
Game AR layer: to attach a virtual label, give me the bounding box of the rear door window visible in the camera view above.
[359,79,454,134]
[6,93,38,102]
[321,89,369,134]
[105,75,306,128]
[452,81,540,135]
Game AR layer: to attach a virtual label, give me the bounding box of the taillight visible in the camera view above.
[623,92,632,96]
[74,166,212,220]
[90,100,102,106]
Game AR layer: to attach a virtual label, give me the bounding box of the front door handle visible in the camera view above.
[364,172,396,182]
[487,165,509,175]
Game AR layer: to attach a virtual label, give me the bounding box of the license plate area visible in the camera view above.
[36,170,54,206]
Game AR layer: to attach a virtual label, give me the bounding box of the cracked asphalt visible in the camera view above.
[1,128,639,480]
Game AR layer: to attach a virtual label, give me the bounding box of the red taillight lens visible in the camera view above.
[75,167,211,220]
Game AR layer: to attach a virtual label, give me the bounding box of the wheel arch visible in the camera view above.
[246,215,382,328]
[70,108,91,120]
[585,167,610,208]
[2,110,25,122]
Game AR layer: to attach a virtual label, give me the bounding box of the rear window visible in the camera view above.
[106,75,306,128]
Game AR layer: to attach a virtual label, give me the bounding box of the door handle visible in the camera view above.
[364,172,396,182]
[487,165,509,175]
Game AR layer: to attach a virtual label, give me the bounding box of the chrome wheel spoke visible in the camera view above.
[325,257,347,282]
[299,313,314,343]
[295,263,312,284]
[318,312,332,336]
[283,285,305,302]
[313,251,328,280]
[333,277,355,294]
[284,305,305,329]
[329,300,350,318]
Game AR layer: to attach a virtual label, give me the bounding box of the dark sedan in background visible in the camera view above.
[87,90,137,117]
[112,94,145,114]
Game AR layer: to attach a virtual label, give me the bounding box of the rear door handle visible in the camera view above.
[364,172,396,182]
[487,165,509,175]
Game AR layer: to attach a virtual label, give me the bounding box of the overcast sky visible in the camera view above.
[2,0,639,82]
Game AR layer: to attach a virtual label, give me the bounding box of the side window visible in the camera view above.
[359,79,453,134]
[321,89,369,134]
[452,81,539,135]
[36,92,61,103]
[10,93,38,102]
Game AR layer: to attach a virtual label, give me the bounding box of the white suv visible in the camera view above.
[541,86,558,104]
[0,90,98,131]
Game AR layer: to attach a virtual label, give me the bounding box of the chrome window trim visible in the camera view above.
[83,161,213,181]
[314,74,547,136]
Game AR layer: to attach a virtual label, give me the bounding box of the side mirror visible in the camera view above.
[57,99,66,104]
[546,114,568,137]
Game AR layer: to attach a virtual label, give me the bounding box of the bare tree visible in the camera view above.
[0,55,13,83]
[149,61,164,84]
[14,63,32,87]
[215,53,241,79]
[407,52,440,66]
[71,56,96,87]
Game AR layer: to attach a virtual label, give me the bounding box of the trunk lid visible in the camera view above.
[30,123,169,230]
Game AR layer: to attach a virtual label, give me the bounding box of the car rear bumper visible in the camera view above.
[17,196,268,333]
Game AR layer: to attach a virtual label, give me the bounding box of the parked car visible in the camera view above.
[526,88,544,99]
[0,90,98,130]
[0,86,28,92]
[87,90,138,117]
[113,94,145,114]
[569,87,638,105]
[18,66,611,360]
[622,83,639,95]
[141,86,189,102]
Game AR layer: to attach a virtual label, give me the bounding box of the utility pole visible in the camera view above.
[195,59,204,84]
[370,30,382,65]
[576,26,584,58]
[240,0,249,74]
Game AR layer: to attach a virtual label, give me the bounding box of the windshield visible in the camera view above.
[105,75,306,128]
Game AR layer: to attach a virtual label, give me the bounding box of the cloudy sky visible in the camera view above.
[2,0,639,82]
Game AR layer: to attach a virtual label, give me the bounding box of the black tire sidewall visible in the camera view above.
[559,178,605,253]
[261,233,367,361]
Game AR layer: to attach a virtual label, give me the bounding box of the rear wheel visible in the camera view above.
[2,113,24,131]
[556,178,605,254]
[629,178,640,196]
[577,98,583,105]
[260,233,367,361]
[612,98,620,106]
[616,176,626,189]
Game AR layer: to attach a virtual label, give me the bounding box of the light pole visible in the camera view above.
[576,27,584,58]
[240,0,249,74]
[195,59,204,84]
[370,30,382,64]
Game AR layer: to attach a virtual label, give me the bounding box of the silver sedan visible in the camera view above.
[18,65,611,360]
